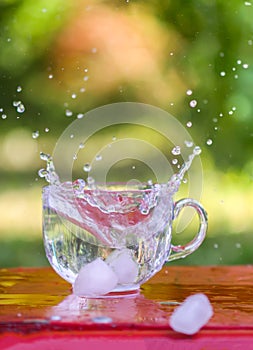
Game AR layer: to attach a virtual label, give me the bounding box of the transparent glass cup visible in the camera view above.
[42,182,207,296]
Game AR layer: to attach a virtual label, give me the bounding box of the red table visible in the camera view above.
[0,265,253,349]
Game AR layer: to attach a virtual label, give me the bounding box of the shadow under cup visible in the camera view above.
[42,183,208,296]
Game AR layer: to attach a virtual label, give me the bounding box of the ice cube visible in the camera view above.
[169,293,213,335]
[106,249,139,284]
[73,258,118,297]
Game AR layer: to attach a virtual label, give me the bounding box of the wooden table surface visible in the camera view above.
[1,265,253,349]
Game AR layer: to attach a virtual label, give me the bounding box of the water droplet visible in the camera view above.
[186,89,193,96]
[213,243,219,249]
[189,100,197,108]
[84,68,88,73]
[38,168,48,178]
[40,152,51,161]
[49,74,54,79]
[234,74,239,79]
[1,114,7,119]
[70,134,74,139]
[45,127,49,132]
[245,1,252,6]
[77,113,84,119]
[172,159,178,165]
[186,121,192,128]
[71,93,77,99]
[92,316,112,324]
[228,110,233,115]
[73,154,78,160]
[220,71,226,77]
[132,165,136,169]
[17,86,22,92]
[232,67,236,71]
[237,59,242,65]
[32,130,40,139]
[219,52,225,57]
[83,163,92,172]
[42,8,47,13]
[83,76,89,82]
[183,178,188,183]
[7,38,11,42]
[248,39,253,46]
[87,176,95,185]
[235,243,241,248]
[17,103,25,113]
[232,106,236,111]
[206,139,213,146]
[242,63,249,69]
[80,87,86,93]
[184,140,193,148]
[219,113,223,117]
[172,146,181,155]
[95,154,102,161]
[50,315,61,321]
[193,146,201,155]
[0,108,3,112]
[213,118,218,123]
[112,136,117,141]
[65,109,73,117]
[79,142,85,149]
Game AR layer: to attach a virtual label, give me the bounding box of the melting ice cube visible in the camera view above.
[73,258,118,297]
[106,249,139,284]
[169,293,213,335]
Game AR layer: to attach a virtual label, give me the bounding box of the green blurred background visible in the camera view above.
[0,0,253,267]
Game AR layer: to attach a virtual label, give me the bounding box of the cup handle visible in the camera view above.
[168,198,208,262]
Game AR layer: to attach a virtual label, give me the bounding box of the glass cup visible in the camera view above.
[42,182,207,296]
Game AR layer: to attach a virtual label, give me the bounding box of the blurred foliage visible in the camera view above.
[0,0,253,266]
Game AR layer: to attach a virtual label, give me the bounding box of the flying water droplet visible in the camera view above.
[206,139,213,146]
[32,130,40,139]
[48,74,53,79]
[95,154,102,161]
[237,59,242,65]
[77,113,84,119]
[79,142,85,149]
[245,1,252,6]
[172,159,178,165]
[184,140,193,148]
[171,146,181,155]
[1,114,7,119]
[17,86,22,92]
[186,89,193,96]
[83,163,92,172]
[220,71,226,77]
[71,93,77,99]
[65,109,73,117]
[186,121,192,128]
[17,103,25,113]
[193,146,201,155]
[242,63,249,69]
[45,127,50,132]
[189,100,197,108]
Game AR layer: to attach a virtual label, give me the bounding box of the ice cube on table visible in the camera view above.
[169,293,213,335]
[106,249,139,284]
[73,258,118,297]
